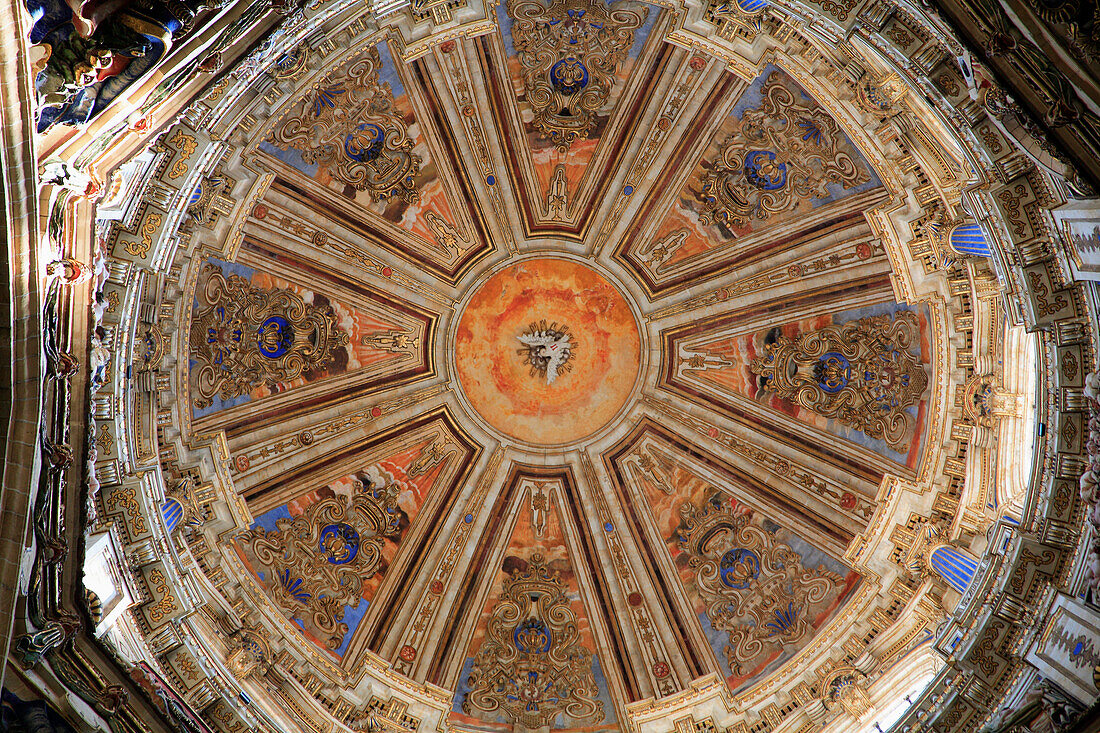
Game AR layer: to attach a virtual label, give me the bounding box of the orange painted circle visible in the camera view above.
[455,258,641,446]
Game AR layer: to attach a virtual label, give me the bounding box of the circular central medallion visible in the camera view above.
[454,257,641,446]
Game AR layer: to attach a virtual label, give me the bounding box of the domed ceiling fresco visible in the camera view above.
[14,0,1100,730]
[189,23,927,688]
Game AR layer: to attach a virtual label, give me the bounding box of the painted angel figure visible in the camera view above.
[517,323,573,385]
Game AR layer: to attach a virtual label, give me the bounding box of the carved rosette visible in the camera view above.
[677,496,844,675]
[695,71,871,228]
[506,0,647,150]
[749,311,928,449]
[268,47,422,202]
[462,554,605,728]
[187,264,348,409]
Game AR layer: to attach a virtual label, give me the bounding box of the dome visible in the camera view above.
[3,0,1100,731]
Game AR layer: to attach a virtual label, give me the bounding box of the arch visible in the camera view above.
[929,545,979,594]
[947,223,991,258]
[821,641,942,733]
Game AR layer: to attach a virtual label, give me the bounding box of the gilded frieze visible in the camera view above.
[693,71,871,229]
[615,65,885,294]
[453,476,619,733]
[233,415,473,658]
[666,302,932,472]
[238,473,402,650]
[676,497,845,677]
[608,429,862,694]
[463,554,605,728]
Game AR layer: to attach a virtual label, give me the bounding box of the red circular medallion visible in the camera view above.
[455,258,641,446]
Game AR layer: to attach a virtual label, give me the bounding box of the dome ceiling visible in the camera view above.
[54,0,1094,731]
[171,19,938,716]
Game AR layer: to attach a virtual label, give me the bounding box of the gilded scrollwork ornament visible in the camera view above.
[506,0,647,150]
[238,473,402,649]
[749,311,928,449]
[856,73,907,115]
[187,263,348,409]
[462,553,605,728]
[822,668,873,719]
[268,47,422,202]
[224,626,271,678]
[677,497,844,675]
[694,72,872,228]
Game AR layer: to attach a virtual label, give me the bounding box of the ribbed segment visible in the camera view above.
[930,545,978,594]
[162,498,183,533]
[738,0,768,12]
[948,223,990,257]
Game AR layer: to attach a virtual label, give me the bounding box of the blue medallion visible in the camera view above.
[719,548,760,589]
[343,122,386,163]
[257,316,294,358]
[743,150,787,190]
[513,617,552,654]
[815,352,850,393]
[550,57,589,94]
[318,522,360,565]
